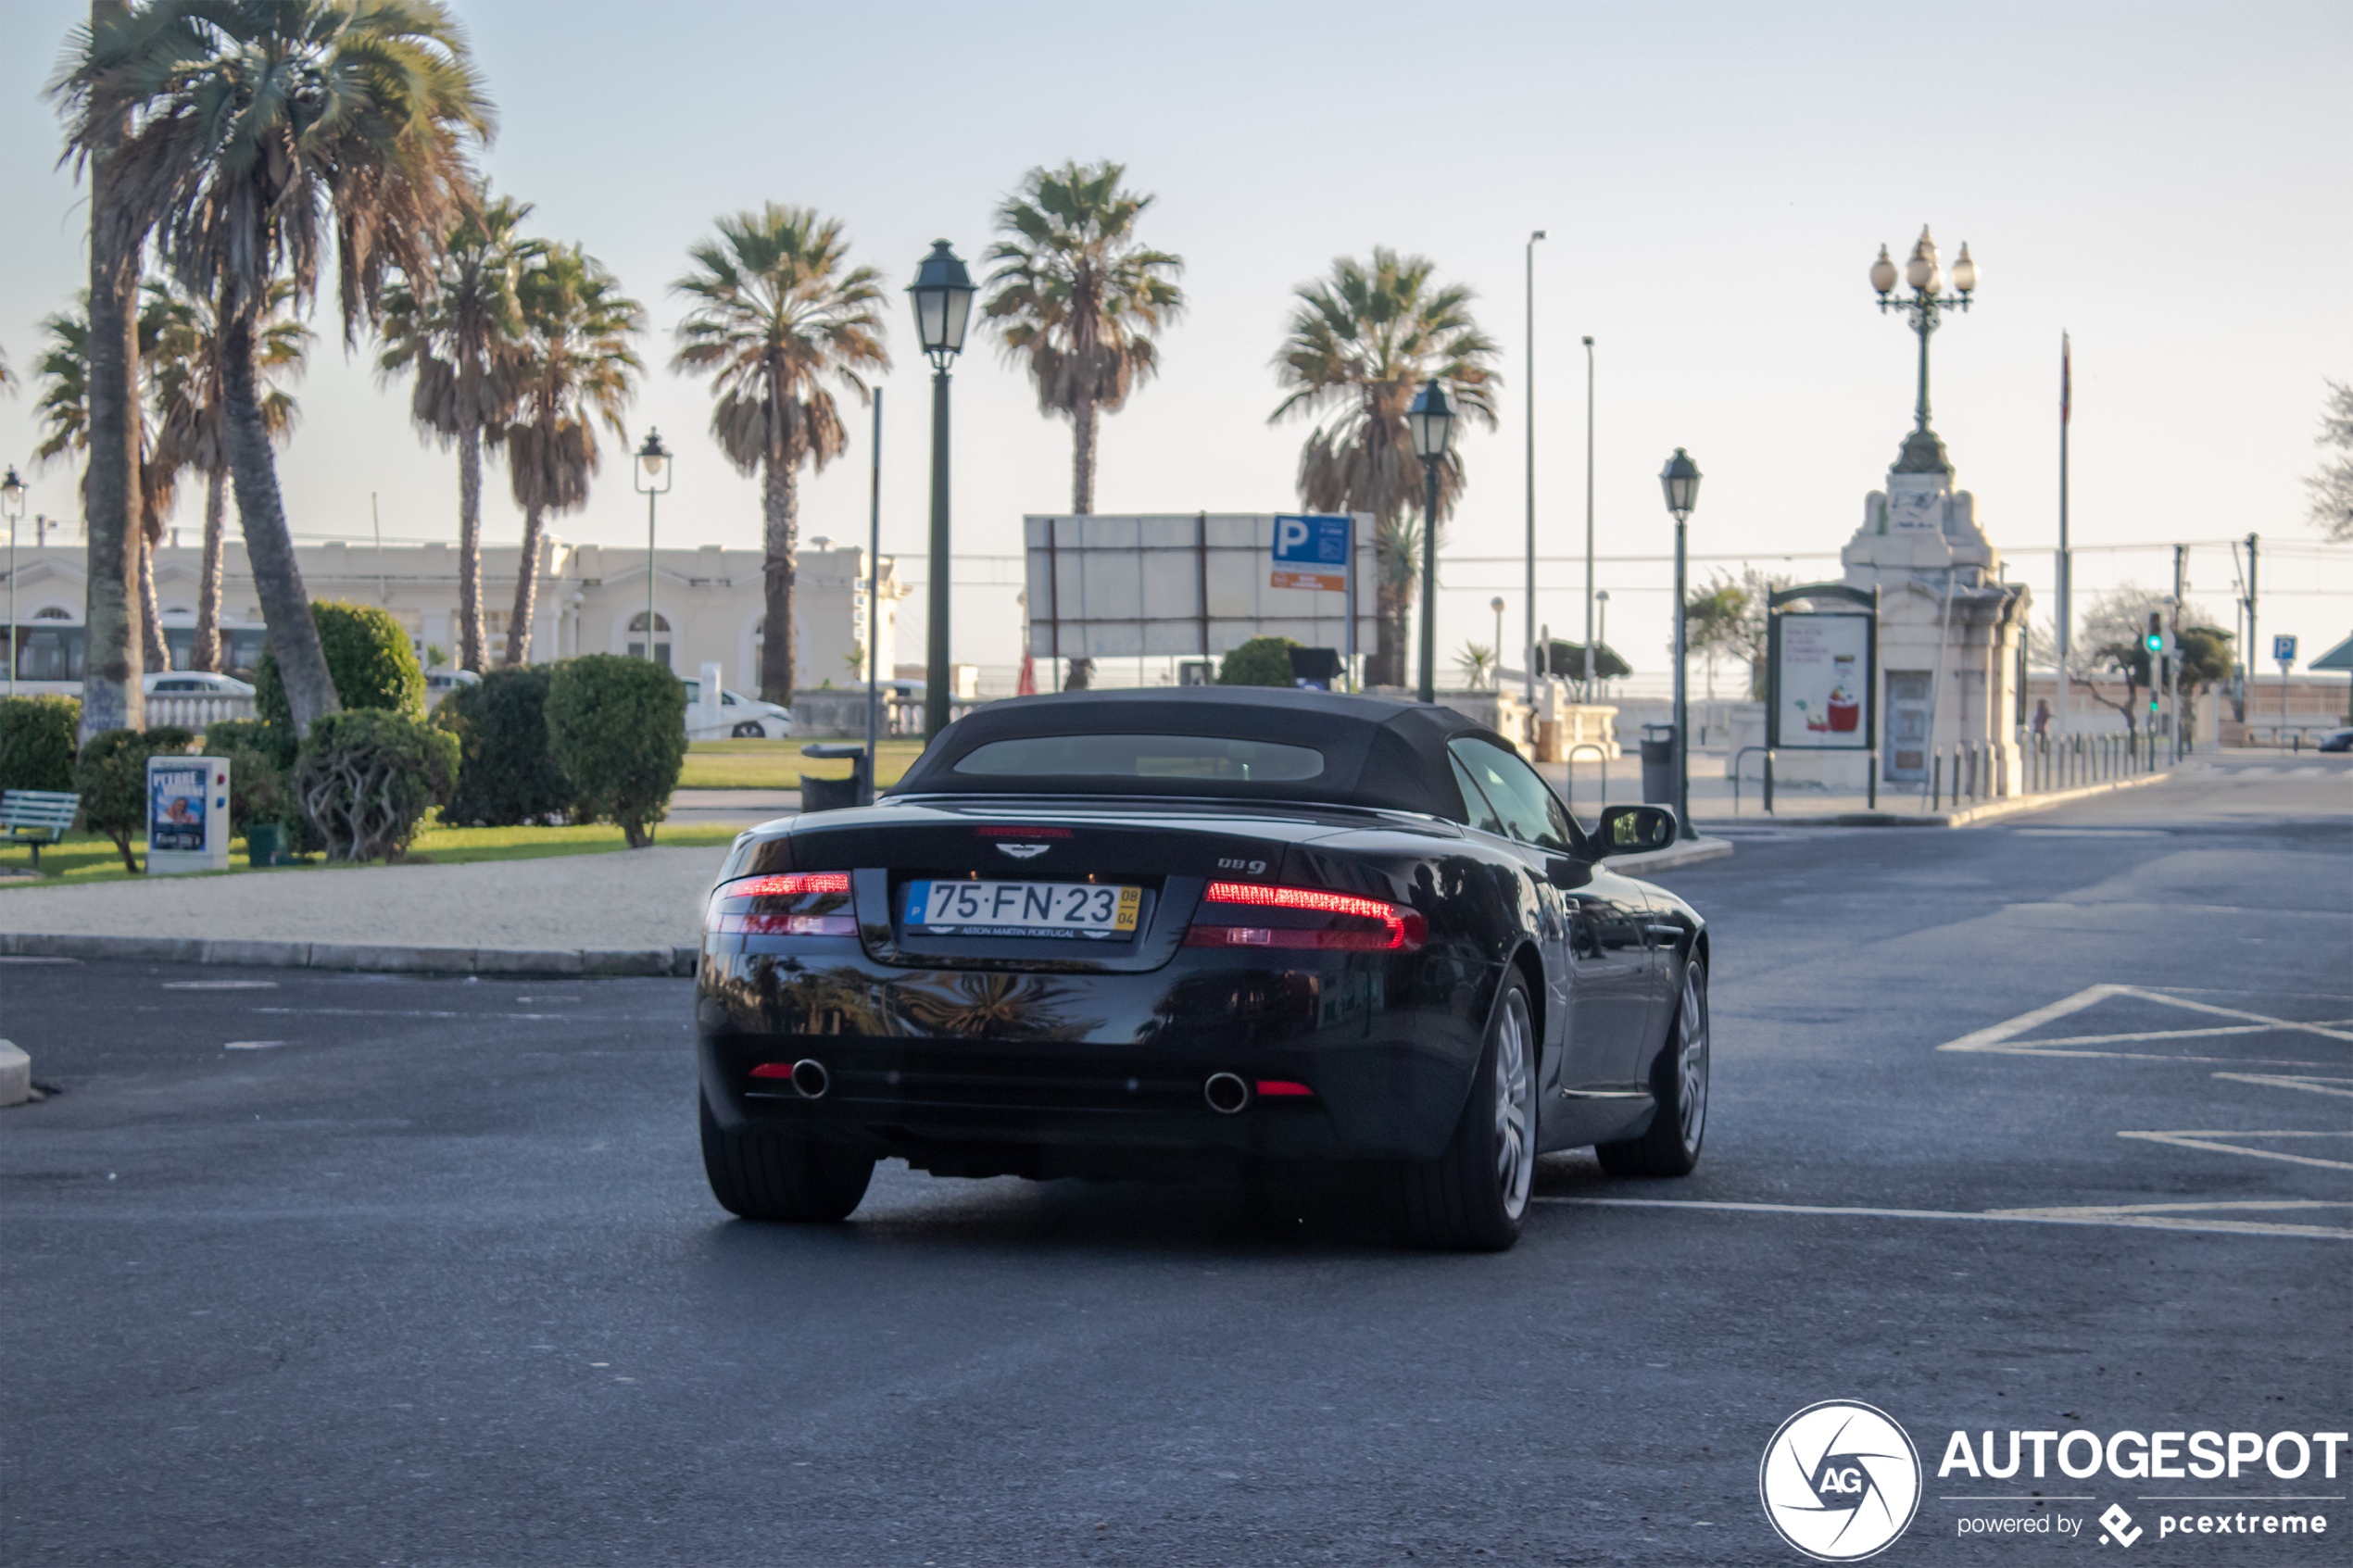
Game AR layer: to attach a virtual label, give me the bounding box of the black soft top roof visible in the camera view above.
[889,688,1500,820]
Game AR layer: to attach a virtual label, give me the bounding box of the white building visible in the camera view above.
[2,535,911,700]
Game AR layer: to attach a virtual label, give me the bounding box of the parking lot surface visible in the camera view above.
[3,755,2346,1565]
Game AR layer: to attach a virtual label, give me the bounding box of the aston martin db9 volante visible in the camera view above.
[695,688,1709,1250]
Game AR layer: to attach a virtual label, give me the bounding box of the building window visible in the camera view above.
[627,610,671,670]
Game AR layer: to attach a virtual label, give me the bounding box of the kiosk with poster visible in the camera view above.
[1766,583,1879,806]
[147,754,230,874]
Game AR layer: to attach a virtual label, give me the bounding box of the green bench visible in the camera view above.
[1,789,81,871]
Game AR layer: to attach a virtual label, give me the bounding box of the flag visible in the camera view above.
[1015,652,1037,696]
[2061,332,2071,426]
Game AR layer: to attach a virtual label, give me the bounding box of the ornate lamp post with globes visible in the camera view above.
[907,240,976,739]
[1659,448,1702,839]
[1870,227,1978,451]
[1408,378,1456,704]
[634,431,673,665]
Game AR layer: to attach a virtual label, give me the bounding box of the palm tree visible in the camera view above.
[982,160,1184,514]
[673,205,888,703]
[1269,249,1499,687]
[30,291,179,671]
[378,190,540,672]
[58,0,491,736]
[500,245,642,665]
[147,276,308,671]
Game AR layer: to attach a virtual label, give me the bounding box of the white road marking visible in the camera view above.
[164,980,280,990]
[2215,1073,2353,1098]
[222,1040,288,1051]
[2115,1129,2353,1173]
[1539,1196,2353,1240]
[1938,984,2353,1060]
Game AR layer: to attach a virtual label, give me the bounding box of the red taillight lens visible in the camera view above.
[729,872,849,897]
[1185,882,1425,952]
[1255,1080,1315,1098]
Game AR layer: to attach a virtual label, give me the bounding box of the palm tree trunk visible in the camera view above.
[505,504,545,665]
[759,456,798,705]
[221,310,338,736]
[457,420,485,671]
[138,529,168,671]
[79,0,145,742]
[191,466,226,671]
[1071,395,1097,516]
[1373,585,1402,690]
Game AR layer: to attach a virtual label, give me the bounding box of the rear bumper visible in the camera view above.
[694,942,1496,1173]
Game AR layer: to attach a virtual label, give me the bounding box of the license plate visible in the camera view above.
[905,880,1142,938]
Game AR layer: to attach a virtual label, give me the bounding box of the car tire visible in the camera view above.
[731,721,766,739]
[1596,951,1708,1178]
[1386,973,1538,1251]
[698,1093,875,1222]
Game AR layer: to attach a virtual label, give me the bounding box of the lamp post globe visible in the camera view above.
[1658,447,1702,839]
[1408,378,1456,704]
[2,466,23,699]
[633,430,673,667]
[908,240,975,737]
[1490,596,1507,689]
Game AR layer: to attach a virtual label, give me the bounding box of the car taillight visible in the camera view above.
[709,872,856,935]
[1184,881,1426,952]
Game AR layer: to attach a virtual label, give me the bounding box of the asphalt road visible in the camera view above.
[4,755,2347,1567]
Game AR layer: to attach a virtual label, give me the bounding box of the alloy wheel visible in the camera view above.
[1677,962,1709,1154]
[1493,989,1536,1219]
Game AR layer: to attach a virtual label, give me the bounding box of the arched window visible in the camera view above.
[32,607,71,621]
[627,610,672,669]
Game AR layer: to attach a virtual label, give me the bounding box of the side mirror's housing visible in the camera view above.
[1592,804,1678,857]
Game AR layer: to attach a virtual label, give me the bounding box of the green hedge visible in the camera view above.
[0,696,81,794]
[256,600,426,729]
[434,667,574,827]
[294,709,459,862]
[74,726,196,872]
[1216,635,1302,687]
[546,655,686,848]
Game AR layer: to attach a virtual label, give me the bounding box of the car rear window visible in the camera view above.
[951,734,1326,783]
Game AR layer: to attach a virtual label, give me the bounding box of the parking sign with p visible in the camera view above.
[1270,513,1351,593]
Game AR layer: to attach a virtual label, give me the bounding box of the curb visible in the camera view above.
[1611,834,1737,872]
[1699,770,2175,831]
[0,932,699,978]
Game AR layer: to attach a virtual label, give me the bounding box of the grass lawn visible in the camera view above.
[680,737,925,790]
[0,820,743,892]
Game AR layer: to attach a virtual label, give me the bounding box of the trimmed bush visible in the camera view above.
[256,600,426,730]
[294,709,459,863]
[200,715,296,771]
[546,655,686,848]
[433,667,574,827]
[74,726,196,873]
[1216,635,1302,687]
[1,696,82,795]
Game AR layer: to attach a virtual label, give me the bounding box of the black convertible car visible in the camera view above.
[695,688,1709,1250]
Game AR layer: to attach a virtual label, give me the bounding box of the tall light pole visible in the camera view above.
[633,430,673,668]
[2,467,24,699]
[907,239,975,739]
[1869,227,1978,450]
[1582,334,1595,703]
[1490,596,1507,690]
[1593,589,1610,702]
[1408,379,1456,704]
[1523,229,1544,706]
[1659,449,1702,839]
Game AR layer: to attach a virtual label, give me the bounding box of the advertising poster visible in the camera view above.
[147,762,209,853]
[1773,612,1872,748]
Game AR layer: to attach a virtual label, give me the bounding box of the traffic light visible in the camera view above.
[2144,613,2163,656]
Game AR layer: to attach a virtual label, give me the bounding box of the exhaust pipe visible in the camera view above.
[789,1059,831,1100]
[1203,1072,1252,1115]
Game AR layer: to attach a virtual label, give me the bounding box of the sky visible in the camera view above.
[3,0,2348,685]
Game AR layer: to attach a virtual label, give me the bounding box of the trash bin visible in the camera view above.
[245,821,282,868]
[798,743,873,813]
[1640,723,1677,806]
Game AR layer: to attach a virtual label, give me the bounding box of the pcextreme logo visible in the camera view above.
[1759,1400,1924,1562]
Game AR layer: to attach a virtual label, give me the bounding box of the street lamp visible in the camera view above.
[634,429,672,668]
[2,466,24,698]
[1408,378,1455,703]
[1523,229,1544,707]
[1593,589,1610,701]
[908,238,975,738]
[1490,596,1507,690]
[1581,334,1596,705]
[1870,227,1978,450]
[1659,448,1702,839]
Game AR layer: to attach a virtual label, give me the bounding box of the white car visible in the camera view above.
[423,666,483,697]
[682,678,792,740]
[143,671,257,696]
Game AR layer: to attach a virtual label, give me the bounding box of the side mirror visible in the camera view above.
[1592,804,1677,857]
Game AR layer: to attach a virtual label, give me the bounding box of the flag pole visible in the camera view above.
[2057,332,2071,740]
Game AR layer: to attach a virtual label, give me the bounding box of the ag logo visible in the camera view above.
[1759,1400,1922,1562]
[995,843,1050,860]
